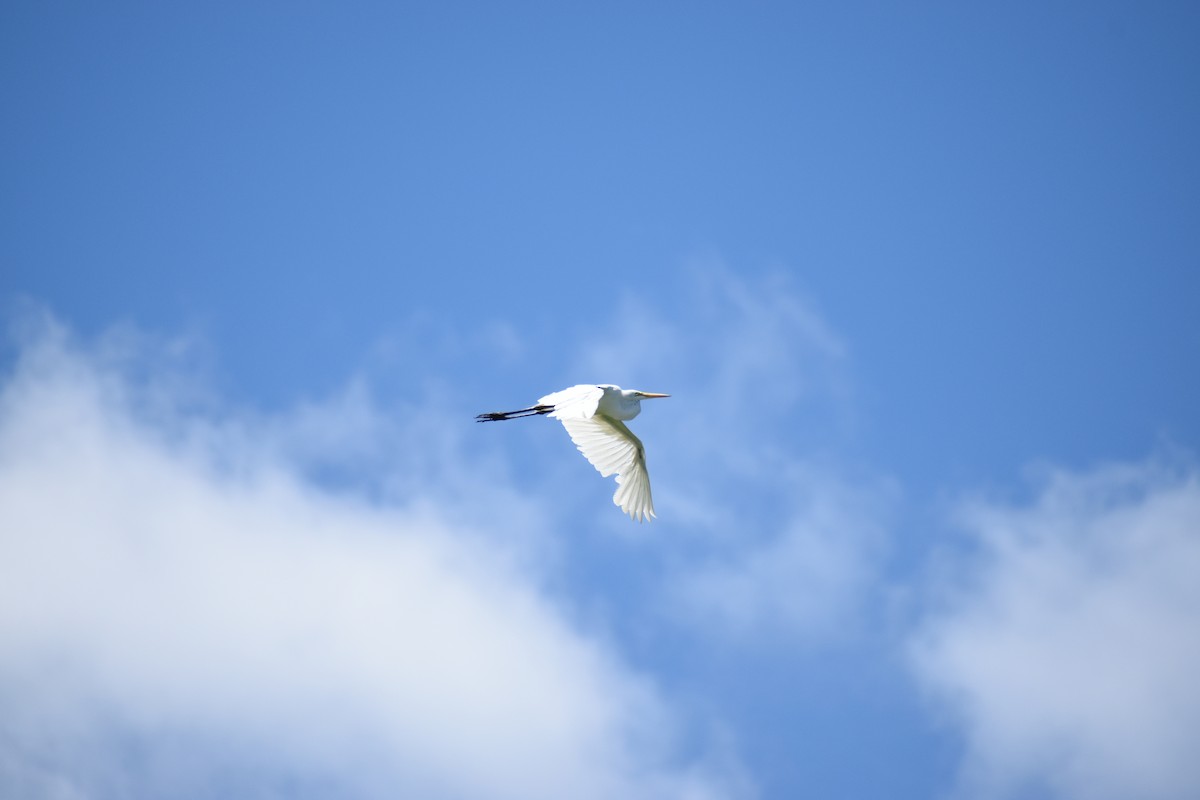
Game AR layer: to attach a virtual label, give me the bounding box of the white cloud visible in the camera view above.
[0,315,741,800]
[909,458,1200,800]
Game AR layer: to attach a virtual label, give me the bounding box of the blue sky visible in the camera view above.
[2,3,1198,799]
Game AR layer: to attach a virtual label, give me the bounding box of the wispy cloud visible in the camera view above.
[665,466,891,641]
[909,458,1200,800]
[0,313,741,799]
[576,264,849,433]
[570,264,889,642]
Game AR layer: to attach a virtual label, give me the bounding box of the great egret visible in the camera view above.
[476,384,670,522]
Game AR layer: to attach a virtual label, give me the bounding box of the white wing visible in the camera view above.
[538,384,604,420]
[559,415,655,522]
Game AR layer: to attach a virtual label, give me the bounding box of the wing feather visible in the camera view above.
[559,415,656,522]
[538,384,604,420]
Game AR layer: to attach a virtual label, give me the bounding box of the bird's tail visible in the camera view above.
[475,404,554,422]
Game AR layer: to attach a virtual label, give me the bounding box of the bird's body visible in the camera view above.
[476,384,669,522]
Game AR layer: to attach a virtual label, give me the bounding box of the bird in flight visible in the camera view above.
[477,384,670,522]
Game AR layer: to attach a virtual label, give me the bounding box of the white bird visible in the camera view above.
[477,384,670,522]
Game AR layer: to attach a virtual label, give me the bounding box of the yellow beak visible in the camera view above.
[639,392,670,398]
